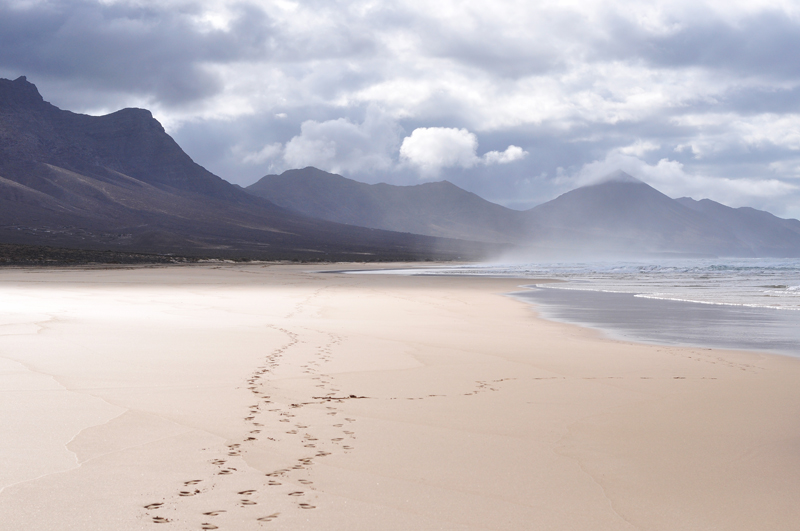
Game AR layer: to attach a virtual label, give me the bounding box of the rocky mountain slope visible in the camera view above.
[247,167,525,244]
[0,76,497,261]
[248,168,800,258]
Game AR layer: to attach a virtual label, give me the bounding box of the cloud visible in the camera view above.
[602,9,800,80]
[619,140,661,157]
[399,127,480,177]
[483,145,528,164]
[399,127,528,178]
[241,143,283,165]
[282,106,402,175]
[572,151,798,208]
[0,0,268,108]
[5,0,800,216]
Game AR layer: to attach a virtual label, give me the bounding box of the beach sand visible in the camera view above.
[1,263,799,530]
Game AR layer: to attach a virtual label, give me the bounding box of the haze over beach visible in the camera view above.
[3,1,800,530]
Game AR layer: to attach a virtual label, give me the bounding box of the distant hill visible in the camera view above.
[675,197,800,257]
[0,76,498,261]
[6,76,799,261]
[246,167,525,243]
[521,171,749,257]
[249,168,800,258]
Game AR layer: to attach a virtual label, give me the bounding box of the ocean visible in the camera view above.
[355,259,800,356]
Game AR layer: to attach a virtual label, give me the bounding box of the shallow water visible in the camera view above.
[372,258,800,310]
[354,258,800,356]
[513,286,800,357]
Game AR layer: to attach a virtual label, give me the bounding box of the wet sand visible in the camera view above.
[1,263,800,530]
[517,285,800,356]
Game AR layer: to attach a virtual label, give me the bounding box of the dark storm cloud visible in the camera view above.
[597,9,800,79]
[2,1,243,103]
[715,85,800,115]
[3,0,800,217]
[0,0,377,106]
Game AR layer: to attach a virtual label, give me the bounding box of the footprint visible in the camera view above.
[144,503,163,510]
[298,503,316,509]
[298,479,313,485]
[184,480,202,485]
[268,480,282,486]
[179,490,200,497]
[200,524,219,530]
[257,513,280,522]
[202,511,226,516]
[288,491,304,497]
[238,490,256,495]
[240,500,257,505]
[152,516,170,523]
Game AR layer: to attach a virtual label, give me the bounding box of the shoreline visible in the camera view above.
[332,264,800,358]
[512,284,800,359]
[2,263,800,529]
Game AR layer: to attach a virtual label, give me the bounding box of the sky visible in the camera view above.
[2,0,800,217]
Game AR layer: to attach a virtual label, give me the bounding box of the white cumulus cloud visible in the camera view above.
[241,142,283,165]
[399,127,480,177]
[483,145,528,164]
[572,151,797,209]
[399,127,528,179]
[618,140,661,157]
[282,106,402,175]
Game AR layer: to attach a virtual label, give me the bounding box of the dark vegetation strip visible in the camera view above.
[0,243,455,266]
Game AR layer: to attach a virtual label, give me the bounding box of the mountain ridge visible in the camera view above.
[0,76,498,261]
[248,168,800,258]
[5,75,800,261]
[246,167,526,244]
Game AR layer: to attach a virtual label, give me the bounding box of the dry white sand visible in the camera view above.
[1,263,799,530]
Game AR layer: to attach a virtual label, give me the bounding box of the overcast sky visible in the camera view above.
[3,0,800,217]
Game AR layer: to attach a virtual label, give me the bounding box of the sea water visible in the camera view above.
[357,259,800,356]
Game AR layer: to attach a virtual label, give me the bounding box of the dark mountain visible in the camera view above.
[248,168,800,258]
[0,76,499,261]
[675,197,800,257]
[246,167,525,243]
[9,75,796,261]
[521,171,752,257]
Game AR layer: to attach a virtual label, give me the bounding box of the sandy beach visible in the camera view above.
[1,263,800,530]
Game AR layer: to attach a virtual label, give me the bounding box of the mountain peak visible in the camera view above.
[589,170,642,185]
[0,75,45,109]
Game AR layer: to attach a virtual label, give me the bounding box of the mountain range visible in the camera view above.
[0,76,496,261]
[248,168,800,258]
[3,75,800,261]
